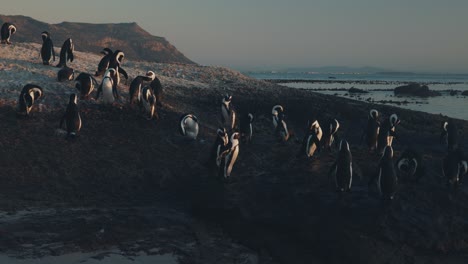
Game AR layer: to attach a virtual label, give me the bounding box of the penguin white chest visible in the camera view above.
[184,118,199,139]
[102,79,114,103]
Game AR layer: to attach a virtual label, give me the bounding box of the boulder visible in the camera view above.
[394,83,441,97]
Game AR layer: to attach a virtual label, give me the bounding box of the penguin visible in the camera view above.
[271,105,289,142]
[129,71,155,105]
[140,86,157,120]
[443,148,468,188]
[322,118,340,150]
[150,75,163,107]
[369,145,398,200]
[1,23,16,44]
[95,48,113,76]
[223,132,240,178]
[179,114,199,140]
[328,139,353,192]
[75,73,99,99]
[396,148,424,183]
[239,113,254,143]
[221,95,236,130]
[362,109,380,151]
[377,113,400,154]
[40,31,55,65]
[302,119,323,158]
[57,66,74,82]
[17,84,43,116]
[271,105,284,129]
[109,50,128,88]
[95,68,118,103]
[59,94,82,138]
[440,121,458,151]
[211,127,229,168]
[56,38,74,68]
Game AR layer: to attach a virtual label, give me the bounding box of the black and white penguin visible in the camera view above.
[377,113,400,154]
[221,95,236,130]
[271,105,284,129]
[322,118,340,150]
[1,23,16,44]
[56,38,74,68]
[328,139,353,192]
[95,48,113,76]
[95,68,118,103]
[57,66,74,82]
[396,148,424,183]
[109,50,128,87]
[17,84,43,116]
[369,145,398,200]
[363,109,380,151]
[140,86,157,120]
[59,94,82,138]
[129,71,156,105]
[211,127,229,168]
[179,114,199,140]
[223,132,240,178]
[443,148,468,188]
[271,105,289,142]
[75,73,98,99]
[40,31,55,65]
[302,119,323,158]
[239,113,254,143]
[150,75,163,107]
[440,121,458,151]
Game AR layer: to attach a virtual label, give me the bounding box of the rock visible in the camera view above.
[348,87,368,93]
[394,83,441,97]
[462,91,468,96]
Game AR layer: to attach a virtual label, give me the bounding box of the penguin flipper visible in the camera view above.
[69,50,74,62]
[95,83,102,100]
[118,67,128,80]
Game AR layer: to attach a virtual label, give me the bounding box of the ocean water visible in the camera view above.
[245,71,468,120]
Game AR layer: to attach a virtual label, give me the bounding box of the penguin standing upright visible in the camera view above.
[369,146,398,200]
[443,148,468,188]
[95,48,113,76]
[440,121,458,151]
[129,71,155,105]
[271,105,284,129]
[396,148,424,183]
[239,113,254,143]
[272,105,289,142]
[322,118,340,150]
[57,66,74,82]
[328,139,353,192]
[17,84,43,116]
[211,128,229,168]
[179,114,199,140]
[362,109,380,151]
[95,68,118,103]
[59,94,82,138]
[150,75,163,107]
[140,86,157,120]
[40,31,55,65]
[221,95,236,130]
[75,73,99,99]
[56,38,74,67]
[1,23,16,44]
[377,114,400,154]
[109,50,128,88]
[302,119,323,158]
[223,132,240,178]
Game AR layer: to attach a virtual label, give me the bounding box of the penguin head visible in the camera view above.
[382,145,394,159]
[41,31,49,42]
[460,161,468,175]
[146,71,156,81]
[308,119,320,131]
[104,68,116,78]
[101,48,113,55]
[390,114,400,127]
[248,113,254,123]
[442,121,449,131]
[369,109,378,120]
[272,105,283,116]
[217,127,229,145]
[69,94,78,105]
[231,132,240,141]
[30,87,43,100]
[223,94,232,103]
[114,50,125,64]
[9,25,16,35]
[339,139,349,152]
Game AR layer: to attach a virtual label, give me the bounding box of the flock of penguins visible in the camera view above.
[1,22,467,201]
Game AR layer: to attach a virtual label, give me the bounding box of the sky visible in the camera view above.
[3,0,468,73]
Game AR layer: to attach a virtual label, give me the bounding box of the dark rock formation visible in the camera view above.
[348,87,368,93]
[394,83,441,97]
[0,14,194,64]
[462,91,468,96]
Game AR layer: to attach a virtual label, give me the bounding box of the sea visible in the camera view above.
[245,71,468,120]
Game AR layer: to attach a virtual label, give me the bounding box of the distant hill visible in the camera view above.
[0,15,195,64]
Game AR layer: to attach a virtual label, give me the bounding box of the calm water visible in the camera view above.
[246,71,468,120]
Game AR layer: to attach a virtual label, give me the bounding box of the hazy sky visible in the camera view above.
[3,0,468,72]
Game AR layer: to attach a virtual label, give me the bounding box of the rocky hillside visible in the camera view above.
[0,14,194,64]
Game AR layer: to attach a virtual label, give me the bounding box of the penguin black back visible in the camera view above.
[17,84,43,116]
[370,145,398,200]
[40,31,55,65]
[1,22,16,44]
[75,73,98,99]
[329,139,353,192]
[56,38,74,67]
[96,48,113,76]
[440,121,458,151]
[60,94,82,138]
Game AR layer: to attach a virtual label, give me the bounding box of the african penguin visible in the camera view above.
[221,95,236,130]
[56,38,74,68]
[443,148,468,189]
[40,31,55,65]
[239,113,254,143]
[322,118,340,150]
[377,113,400,154]
[140,86,157,120]
[57,66,75,82]
[223,132,240,178]
[95,68,118,103]
[272,105,289,142]
[109,50,128,87]
[179,114,199,140]
[271,105,284,129]
[150,75,163,107]
[17,84,44,116]
[59,94,82,139]
[396,148,424,183]
[369,145,398,200]
[303,119,323,158]
[440,121,458,151]
[1,23,16,44]
[95,48,113,76]
[211,127,229,168]
[363,109,380,151]
[328,139,353,192]
[129,71,155,105]
[75,73,99,99]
